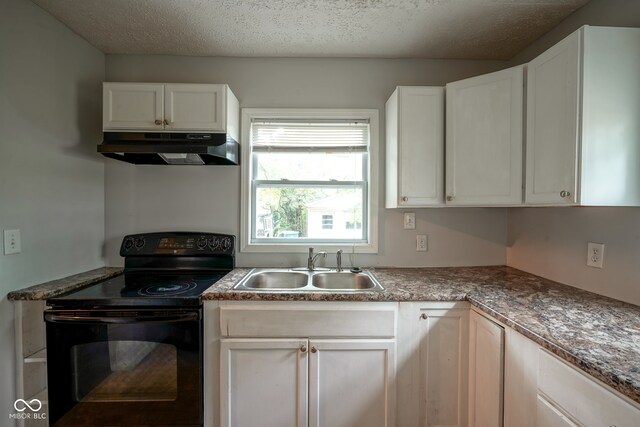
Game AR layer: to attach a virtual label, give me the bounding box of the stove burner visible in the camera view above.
[138,280,198,296]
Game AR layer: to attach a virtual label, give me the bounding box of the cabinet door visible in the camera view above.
[103,83,164,130]
[419,307,469,427]
[468,310,504,427]
[503,328,538,427]
[220,338,308,427]
[309,339,395,427]
[386,87,444,207]
[446,66,524,205]
[525,29,581,205]
[164,84,226,131]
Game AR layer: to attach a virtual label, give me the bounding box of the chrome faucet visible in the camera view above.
[336,250,343,272]
[307,247,327,271]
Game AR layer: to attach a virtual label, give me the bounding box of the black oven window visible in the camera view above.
[70,340,178,402]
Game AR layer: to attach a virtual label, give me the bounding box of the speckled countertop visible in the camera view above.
[204,266,640,405]
[7,265,640,405]
[7,267,123,301]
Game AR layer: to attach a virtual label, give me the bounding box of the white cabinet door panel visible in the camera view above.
[446,66,524,205]
[220,338,308,427]
[164,84,225,131]
[103,83,164,130]
[386,87,444,207]
[536,395,580,427]
[525,30,581,204]
[468,310,504,427]
[309,339,395,427]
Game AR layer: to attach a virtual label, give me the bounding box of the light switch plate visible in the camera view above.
[403,212,416,230]
[4,229,21,255]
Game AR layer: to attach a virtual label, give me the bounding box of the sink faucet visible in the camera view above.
[307,247,327,271]
[336,250,343,272]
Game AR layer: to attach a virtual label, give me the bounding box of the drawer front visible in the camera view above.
[538,349,640,426]
[220,302,397,338]
[536,395,579,427]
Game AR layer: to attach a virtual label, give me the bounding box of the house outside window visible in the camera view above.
[240,109,379,253]
[321,214,334,230]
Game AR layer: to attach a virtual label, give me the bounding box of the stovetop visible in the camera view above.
[48,271,227,307]
[47,232,235,308]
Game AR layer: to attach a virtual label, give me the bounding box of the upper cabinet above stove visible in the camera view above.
[103,82,239,137]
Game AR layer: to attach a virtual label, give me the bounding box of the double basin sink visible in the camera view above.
[233,268,384,292]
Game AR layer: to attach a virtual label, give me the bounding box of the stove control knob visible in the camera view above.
[207,237,215,249]
[222,237,232,252]
[211,237,221,250]
[135,237,145,249]
[197,237,207,249]
[123,237,135,251]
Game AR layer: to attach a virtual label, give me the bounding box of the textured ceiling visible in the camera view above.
[30,0,590,60]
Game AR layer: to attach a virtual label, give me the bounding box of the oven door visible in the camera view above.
[45,308,202,427]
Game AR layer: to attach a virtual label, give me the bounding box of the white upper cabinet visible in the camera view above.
[446,66,524,206]
[103,83,240,138]
[526,26,640,206]
[164,84,226,131]
[103,83,164,130]
[386,86,445,207]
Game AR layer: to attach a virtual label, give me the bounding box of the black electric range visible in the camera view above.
[48,231,234,308]
[45,232,234,427]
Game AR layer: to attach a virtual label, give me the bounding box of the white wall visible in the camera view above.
[506,0,640,305]
[104,55,509,268]
[0,0,105,419]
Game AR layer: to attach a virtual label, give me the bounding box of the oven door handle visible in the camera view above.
[44,312,199,324]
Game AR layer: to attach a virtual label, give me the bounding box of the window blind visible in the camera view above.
[251,119,369,152]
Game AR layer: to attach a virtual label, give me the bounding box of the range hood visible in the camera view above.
[98,132,239,165]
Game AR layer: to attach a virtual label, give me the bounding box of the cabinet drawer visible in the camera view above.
[220,302,396,338]
[538,349,640,426]
[536,395,579,427]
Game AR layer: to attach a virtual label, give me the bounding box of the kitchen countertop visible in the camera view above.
[7,267,123,301]
[8,265,640,405]
[204,266,640,405]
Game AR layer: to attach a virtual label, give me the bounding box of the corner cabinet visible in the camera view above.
[468,309,504,427]
[214,302,396,427]
[103,82,239,135]
[386,86,445,207]
[397,302,470,427]
[445,66,524,206]
[526,25,640,206]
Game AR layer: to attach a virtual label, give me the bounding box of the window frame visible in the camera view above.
[240,108,379,253]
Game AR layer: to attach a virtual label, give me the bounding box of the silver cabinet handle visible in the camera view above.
[311,346,318,353]
[154,119,162,125]
[560,190,571,198]
[300,345,307,353]
[402,196,408,202]
[420,313,428,320]
[447,195,454,201]
[163,119,169,126]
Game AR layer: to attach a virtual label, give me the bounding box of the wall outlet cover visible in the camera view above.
[586,242,604,268]
[416,234,428,252]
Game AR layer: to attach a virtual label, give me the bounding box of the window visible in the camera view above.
[322,215,334,230]
[241,109,379,253]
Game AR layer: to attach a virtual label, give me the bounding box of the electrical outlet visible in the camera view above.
[416,234,428,252]
[403,212,416,230]
[4,229,21,255]
[586,242,604,268]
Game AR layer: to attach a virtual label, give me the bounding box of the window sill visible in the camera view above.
[240,242,378,254]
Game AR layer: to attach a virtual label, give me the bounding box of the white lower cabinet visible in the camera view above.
[220,338,308,427]
[468,309,505,427]
[397,302,470,427]
[215,302,396,427]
